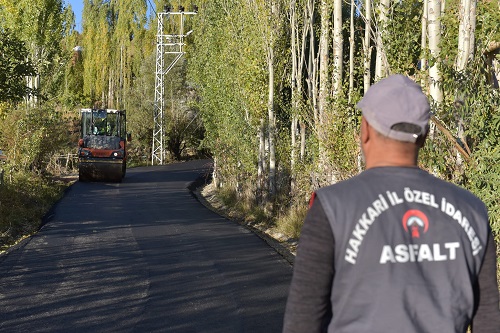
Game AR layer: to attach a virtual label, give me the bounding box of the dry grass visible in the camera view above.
[0,172,69,252]
[200,183,302,255]
[276,205,307,239]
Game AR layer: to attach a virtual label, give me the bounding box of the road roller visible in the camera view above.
[78,109,130,182]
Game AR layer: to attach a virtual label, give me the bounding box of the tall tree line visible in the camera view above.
[0,0,77,175]
[82,0,149,109]
[0,0,75,105]
[1,0,201,170]
[188,0,500,237]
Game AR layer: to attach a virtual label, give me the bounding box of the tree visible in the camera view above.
[0,0,67,105]
[375,0,389,81]
[0,30,36,103]
[189,0,265,191]
[332,0,343,93]
[362,0,372,92]
[109,0,148,109]
[428,0,443,105]
[289,0,310,194]
[348,0,356,102]
[318,0,330,126]
[82,0,112,106]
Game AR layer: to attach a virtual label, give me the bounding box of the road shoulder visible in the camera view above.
[190,181,296,265]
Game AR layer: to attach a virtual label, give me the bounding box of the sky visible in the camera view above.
[63,1,156,33]
[64,0,83,32]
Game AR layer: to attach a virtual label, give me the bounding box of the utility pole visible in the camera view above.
[152,5,196,165]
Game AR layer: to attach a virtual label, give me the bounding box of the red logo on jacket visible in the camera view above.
[402,209,429,238]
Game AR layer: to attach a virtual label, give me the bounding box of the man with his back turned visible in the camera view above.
[283,74,500,333]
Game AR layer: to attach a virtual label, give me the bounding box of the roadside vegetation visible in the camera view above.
[0,174,67,252]
[188,0,500,248]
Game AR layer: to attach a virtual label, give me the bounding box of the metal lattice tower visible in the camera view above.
[152,8,196,165]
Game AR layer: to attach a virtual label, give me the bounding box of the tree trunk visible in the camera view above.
[375,0,390,81]
[318,0,331,184]
[308,0,319,127]
[259,118,267,196]
[363,0,372,93]
[290,0,309,168]
[421,0,428,89]
[290,0,298,189]
[290,115,298,193]
[318,0,330,124]
[267,2,277,200]
[428,0,443,105]
[455,0,477,173]
[349,0,355,102]
[213,157,219,188]
[456,0,476,71]
[300,122,306,160]
[332,0,343,94]
[486,42,500,88]
[268,47,276,199]
[469,0,476,59]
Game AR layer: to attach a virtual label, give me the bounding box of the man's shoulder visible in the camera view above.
[315,173,363,195]
[315,167,412,192]
[315,167,484,207]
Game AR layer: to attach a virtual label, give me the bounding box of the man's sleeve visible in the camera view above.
[282,196,335,333]
[471,232,500,333]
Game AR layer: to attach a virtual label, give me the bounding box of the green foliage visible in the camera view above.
[0,0,68,100]
[188,0,500,247]
[381,0,423,76]
[0,104,70,173]
[324,98,361,180]
[82,0,112,105]
[465,143,500,237]
[189,0,268,184]
[0,30,36,102]
[475,0,500,50]
[460,71,500,236]
[124,53,155,165]
[82,0,149,108]
[62,48,87,107]
[434,1,500,241]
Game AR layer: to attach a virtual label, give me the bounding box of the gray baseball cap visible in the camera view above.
[357,74,430,143]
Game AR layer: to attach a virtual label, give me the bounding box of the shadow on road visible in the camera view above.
[0,160,292,333]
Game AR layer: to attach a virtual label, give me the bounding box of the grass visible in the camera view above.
[213,183,306,241]
[276,205,307,239]
[217,185,271,226]
[0,171,69,253]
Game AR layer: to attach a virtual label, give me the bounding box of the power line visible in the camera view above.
[146,0,157,17]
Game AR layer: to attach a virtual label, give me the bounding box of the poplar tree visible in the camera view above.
[0,0,66,103]
[109,0,148,109]
[0,30,36,103]
[82,0,112,106]
[428,0,443,105]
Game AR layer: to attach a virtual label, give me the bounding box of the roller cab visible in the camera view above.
[78,109,129,182]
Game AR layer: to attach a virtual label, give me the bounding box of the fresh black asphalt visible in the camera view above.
[0,160,293,332]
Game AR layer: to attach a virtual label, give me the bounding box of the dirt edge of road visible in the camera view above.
[189,179,296,266]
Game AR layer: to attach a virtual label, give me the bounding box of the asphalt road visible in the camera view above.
[0,160,293,332]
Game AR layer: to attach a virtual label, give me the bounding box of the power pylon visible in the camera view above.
[152,6,196,165]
